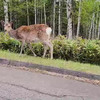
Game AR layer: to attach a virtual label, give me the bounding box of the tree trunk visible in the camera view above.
[94,13,98,39]
[76,0,82,38]
[26,0,29,25]
[53,0,56,37]
[92,13,95,39]
[89,21,92,40]
[89,13,94,40]
[58,0,61,35]
[44,2,46,24]
[67,0,73,39]
[41,8,43,24]
[98,18,100,39]
[9,0,12,22]
[34,0,37,24]
[3,0,9,23]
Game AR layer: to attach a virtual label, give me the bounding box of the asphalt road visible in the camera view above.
[0,66,100,100]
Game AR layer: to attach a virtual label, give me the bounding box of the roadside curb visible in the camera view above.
[0,58,100,80]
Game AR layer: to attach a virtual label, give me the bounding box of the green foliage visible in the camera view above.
[0,32,21,53]
[1,33,100,64]
[25,43,44,57]
[53,36,72,60]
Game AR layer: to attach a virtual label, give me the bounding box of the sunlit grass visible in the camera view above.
[0,50,100,75]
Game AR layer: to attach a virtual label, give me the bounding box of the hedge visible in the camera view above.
[0,32,100,64]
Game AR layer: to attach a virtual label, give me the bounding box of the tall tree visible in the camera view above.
[76,0,82,38]
[89,13,94,39]
[44,2,46,24]
[34,0,37,24]
[67,0,73,39]
[9,0,12,22]
[3,0,9,23]
[26,0,29,25]
[53,0,56,37]
[58,0,61,35]
[98,18,100,39]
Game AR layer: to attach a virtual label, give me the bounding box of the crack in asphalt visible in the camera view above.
[0,81,85,99]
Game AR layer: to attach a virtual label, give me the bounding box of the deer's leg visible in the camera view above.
[28,43,37,57]
[43,44,48,58]
[20,41,25,56]
[44,41,53,59]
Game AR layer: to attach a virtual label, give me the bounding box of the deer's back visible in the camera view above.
[16,24,50,42]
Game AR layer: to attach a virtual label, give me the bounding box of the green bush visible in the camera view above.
[0,32,100,64]
[0,33,21,53]
[53,36,72,60]
[25,43,44,56]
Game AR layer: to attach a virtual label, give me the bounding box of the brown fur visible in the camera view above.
[16,24,49,43]
[19,26,31,32]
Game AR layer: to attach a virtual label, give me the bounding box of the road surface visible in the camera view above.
[0,65,100,100]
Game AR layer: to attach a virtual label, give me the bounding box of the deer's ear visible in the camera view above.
[0,20,5,26]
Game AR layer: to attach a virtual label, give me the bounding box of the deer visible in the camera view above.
[1,20,53,59]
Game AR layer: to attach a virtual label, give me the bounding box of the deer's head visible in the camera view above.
[1,20,13,32]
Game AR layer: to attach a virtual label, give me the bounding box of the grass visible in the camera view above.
[0,50,100,75]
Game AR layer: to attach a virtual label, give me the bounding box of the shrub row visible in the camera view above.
[0,32,100,64]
